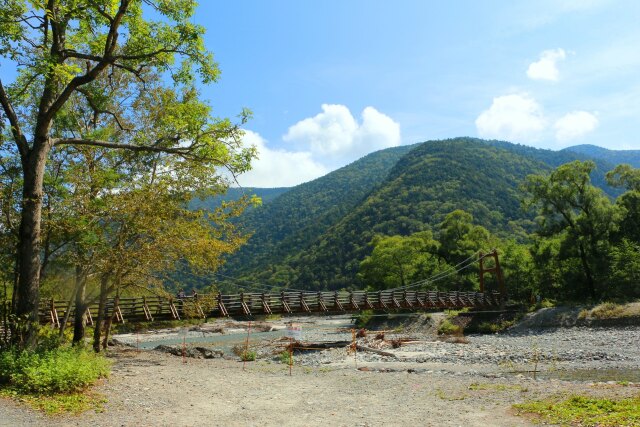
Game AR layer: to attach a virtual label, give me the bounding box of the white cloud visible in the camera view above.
[527,48,567,81]
[237,130,328,187]
[283,104,401,166]
[554,111,599,142]
[475,93,547,142]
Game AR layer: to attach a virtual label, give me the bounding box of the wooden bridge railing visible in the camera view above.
[34,289,504,327]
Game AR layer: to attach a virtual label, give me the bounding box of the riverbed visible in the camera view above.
[1,313,639,426]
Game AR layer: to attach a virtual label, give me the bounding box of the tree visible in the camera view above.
[523,161,619,300]
[0,1,254,347]
[437,210,492,266]
[358,231,442,290]
[606,164,640,243]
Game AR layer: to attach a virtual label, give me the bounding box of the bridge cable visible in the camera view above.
[213,272,309,293]
[384,250,482,293]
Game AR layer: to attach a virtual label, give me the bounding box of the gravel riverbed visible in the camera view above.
[1,314,639,426]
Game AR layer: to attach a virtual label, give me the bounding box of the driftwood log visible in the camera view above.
[356,345,397,358]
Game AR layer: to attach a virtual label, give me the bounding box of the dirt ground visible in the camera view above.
[0,345,637,427]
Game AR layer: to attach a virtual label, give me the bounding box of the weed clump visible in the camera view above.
[232,345,256,361]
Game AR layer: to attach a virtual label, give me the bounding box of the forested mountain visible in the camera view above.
[218,137,635,291]
[218,143,419,284]
[189,187,290,211]
[563,144,640,169]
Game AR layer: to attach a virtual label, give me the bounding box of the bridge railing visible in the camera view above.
[32,289,503,327]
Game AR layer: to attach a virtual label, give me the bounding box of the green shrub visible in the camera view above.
[354,310,374,328]
[438,319,462,335]
[0,347,110,394]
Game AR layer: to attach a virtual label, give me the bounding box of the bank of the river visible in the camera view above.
[1,311,639,426]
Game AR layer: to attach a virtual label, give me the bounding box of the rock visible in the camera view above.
[194,347,224,359]
[153,344,224,359]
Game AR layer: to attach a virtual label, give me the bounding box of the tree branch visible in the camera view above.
[0,79,29,158]
[44,0,131,123]
[76,88,131,131]
[52,137,193,155]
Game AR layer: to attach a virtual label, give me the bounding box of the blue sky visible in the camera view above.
[1,1,638,187]
[190,0,640,186]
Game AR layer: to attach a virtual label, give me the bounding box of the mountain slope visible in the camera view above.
[563,144,640,169]
[259,138,550,290]
[219,143,419,281]
[221,138,633,291]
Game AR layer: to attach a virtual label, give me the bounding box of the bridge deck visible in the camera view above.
[35,290,504,326]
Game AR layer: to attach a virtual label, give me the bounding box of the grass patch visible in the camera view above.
[591,302,626,319]
[444,308,468,318]
[528,299,556,312]
[578,301,640,320]
[514,394,640,426]
[435,388,467,401]
[0,388,107,415]
[468,382,528,392]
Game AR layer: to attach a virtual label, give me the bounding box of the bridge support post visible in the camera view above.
[479,249,507,307]
[49,299,60,328]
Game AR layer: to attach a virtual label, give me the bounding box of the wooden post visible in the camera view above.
[478,251,485,293]
[492,249,506,308]
[243,321,252,371]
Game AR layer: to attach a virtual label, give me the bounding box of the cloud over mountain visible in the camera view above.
[554,111,599,142]
[237,130,328,187]
[475,93,547,142]
[283,104,401,167]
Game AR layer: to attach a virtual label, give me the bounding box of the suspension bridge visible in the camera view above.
[31,249,506,327]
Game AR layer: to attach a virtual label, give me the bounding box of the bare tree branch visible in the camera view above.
[44,0,132,123]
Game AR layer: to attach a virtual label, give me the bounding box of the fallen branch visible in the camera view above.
[289,341,352,351]
[356,345,397,358]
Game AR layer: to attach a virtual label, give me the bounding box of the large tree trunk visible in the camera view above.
[72,266,88,344]
[58,286,77,339]
[13,143,50,348]
[93,274,109,353]
[578,243,597,300]
[102,292,119,351]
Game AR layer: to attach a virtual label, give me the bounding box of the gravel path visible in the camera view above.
[1,316,639,427]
